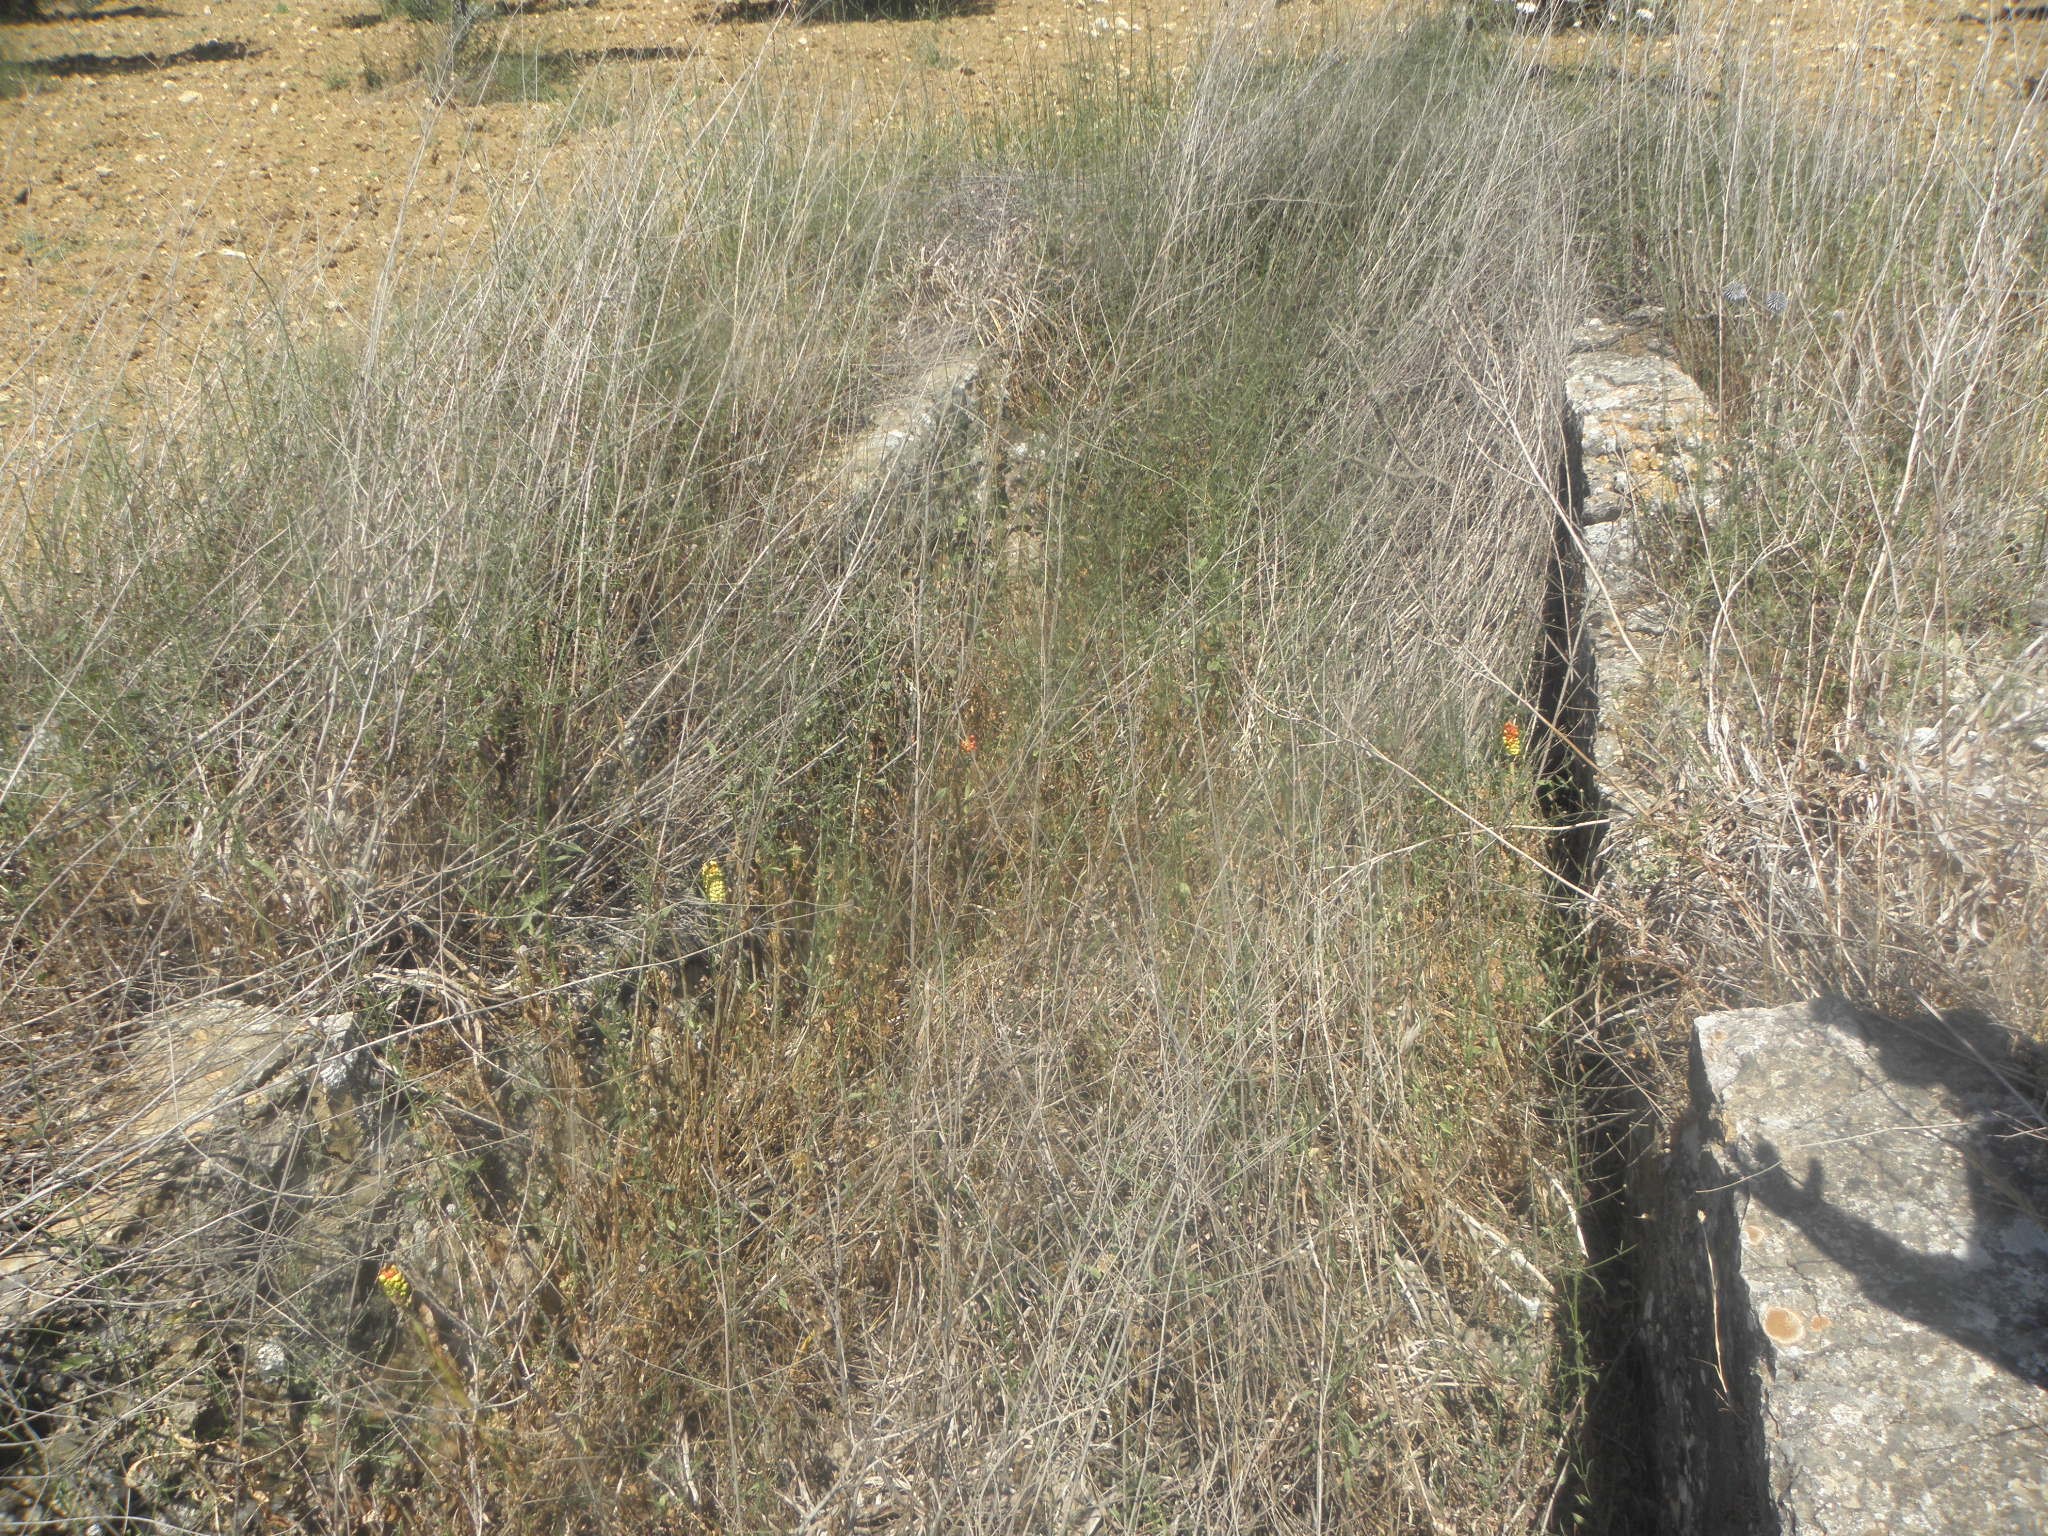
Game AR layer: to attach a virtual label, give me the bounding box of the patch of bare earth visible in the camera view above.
[6,0,2040,474]
[0,0,1217,470]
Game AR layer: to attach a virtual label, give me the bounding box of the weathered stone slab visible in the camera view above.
[833,348,986,501]
[1561,313,1720,802]
[1646,999,2048,1535]
[0,1000,521,1529]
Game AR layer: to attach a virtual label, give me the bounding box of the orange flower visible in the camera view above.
[960,734,978,754]
[1500,720,1523,760]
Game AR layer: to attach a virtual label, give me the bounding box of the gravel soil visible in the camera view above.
[0,0,2042,466]
[0,0,1199,458]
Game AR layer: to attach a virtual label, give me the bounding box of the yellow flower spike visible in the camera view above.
[377,1263,412,1308]
[700,858,727,906]
[1500,720,1524,761]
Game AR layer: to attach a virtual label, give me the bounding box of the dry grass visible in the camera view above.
[4,5,2048,1534]
[1553,17,2048,1050]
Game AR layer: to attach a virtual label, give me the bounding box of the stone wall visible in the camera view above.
[1557,318,2048,1535]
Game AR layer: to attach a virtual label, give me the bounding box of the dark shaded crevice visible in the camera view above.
[1532,434,1596,869]
[1535,409,1664,1536]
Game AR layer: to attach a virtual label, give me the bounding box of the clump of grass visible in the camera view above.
[8,7,2048,1535]
[2,22,1593,1529]
[2,64,946,1525]
[1551,19,2048,1047]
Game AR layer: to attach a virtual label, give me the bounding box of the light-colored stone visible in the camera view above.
[1645,1000,2048,1535]
[1562,313,1722,805]
[834,350,985,500]
[1565,347,1716,530]
[10,1003,392,1325]
[3,1001,429,1524]
[38,1002,389,1249]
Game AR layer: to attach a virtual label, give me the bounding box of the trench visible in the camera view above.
[1535,401,1666,1535]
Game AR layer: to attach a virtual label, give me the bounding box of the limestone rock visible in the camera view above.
[835,349,985,500]
[1564,342,1717,531]
[33,1002,411,1341]
[1562,315,1720,772]
[1645,999,2048,1535]
[1553,315,1725,918]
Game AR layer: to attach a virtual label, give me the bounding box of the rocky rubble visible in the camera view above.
[0,1000,505,1531]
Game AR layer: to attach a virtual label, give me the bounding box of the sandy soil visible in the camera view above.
[1,0,2043,467]
[0,0,1202,458]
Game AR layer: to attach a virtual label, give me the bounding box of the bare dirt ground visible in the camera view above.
[1,0,2043,469]
[0,0,1201,461]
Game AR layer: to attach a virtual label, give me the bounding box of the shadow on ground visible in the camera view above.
[334,0,600,23]
[1743,1000,2048,1390]
[14,36,253,73]
[546,40,689,59]
[0,4,180,19]
[706,0,994,23]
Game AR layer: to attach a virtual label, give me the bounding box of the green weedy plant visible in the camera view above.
[5,9,2047,1535]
